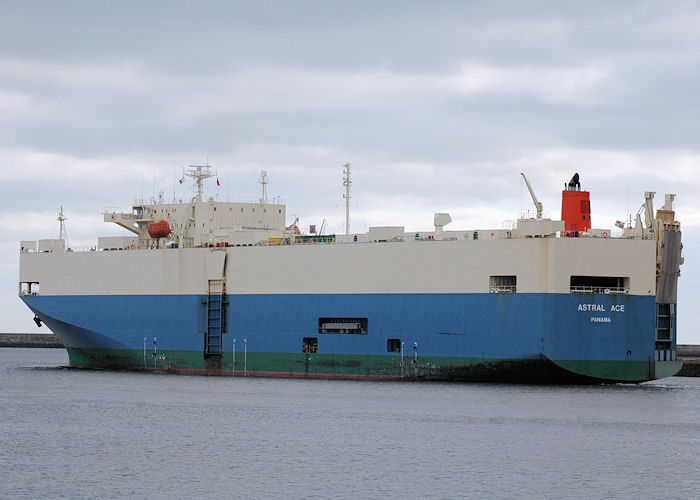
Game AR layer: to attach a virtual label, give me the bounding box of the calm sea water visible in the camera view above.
[1,348,699,499]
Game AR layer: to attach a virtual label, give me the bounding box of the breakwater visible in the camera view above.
[0,333,63,348]
[678,344,700,377]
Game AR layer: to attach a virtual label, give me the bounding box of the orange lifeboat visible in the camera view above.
[148,220,172,239]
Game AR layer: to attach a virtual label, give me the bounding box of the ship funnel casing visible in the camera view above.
[561,190,591,235]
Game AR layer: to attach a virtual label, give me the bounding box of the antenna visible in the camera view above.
[343,163,351,235]
[58,207,68,243]
[184,165,217,202]
[260,170,268,204]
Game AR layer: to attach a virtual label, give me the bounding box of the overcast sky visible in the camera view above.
[1,1,699,342]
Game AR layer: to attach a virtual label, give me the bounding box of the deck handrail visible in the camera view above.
[570,286,628,294]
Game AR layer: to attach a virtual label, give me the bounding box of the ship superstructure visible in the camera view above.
[18,170,683,382]
[101,166,289,250]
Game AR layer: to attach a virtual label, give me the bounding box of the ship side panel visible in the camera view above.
[222,238,656,295]
[20,248,213,296]
[21,238,655,296]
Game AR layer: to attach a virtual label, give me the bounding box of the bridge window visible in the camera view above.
[318,318,368,334]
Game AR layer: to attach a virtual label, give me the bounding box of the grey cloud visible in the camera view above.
[2,2,693,71]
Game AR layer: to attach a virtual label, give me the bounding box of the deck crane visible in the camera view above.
[520,172,543,219]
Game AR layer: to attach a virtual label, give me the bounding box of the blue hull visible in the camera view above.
[21,291,677,382]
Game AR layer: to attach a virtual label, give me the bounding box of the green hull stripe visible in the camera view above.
[65,347,678,383]
[550,359,682,382]
[67,347,503,377]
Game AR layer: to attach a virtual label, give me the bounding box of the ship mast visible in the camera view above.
[343,163,351,235]
[185,165,217,202]
[58,206,67,242]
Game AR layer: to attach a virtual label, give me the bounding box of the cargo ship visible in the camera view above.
[18,166,683,383]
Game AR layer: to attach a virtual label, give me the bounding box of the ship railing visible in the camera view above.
[130,195,287,207]
[26,244,148,253]
[569,286,629,295]
[22,246,97,253]
[66,246,98,253]
[67,246,140,253]
[519,211,552,220]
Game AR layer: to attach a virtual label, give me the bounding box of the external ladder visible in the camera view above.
[205,279,226,356]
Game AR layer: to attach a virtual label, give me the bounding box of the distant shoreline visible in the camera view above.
[1,333,699,377]
[0,333,63,348]
[678,345,700,377]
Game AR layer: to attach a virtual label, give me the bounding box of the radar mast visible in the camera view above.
[58,206,67,242]
[184,165,217,202]
[260,170,268,205]
[343,163,351,235]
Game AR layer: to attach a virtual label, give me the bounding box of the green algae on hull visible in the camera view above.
[64,347,679,383]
